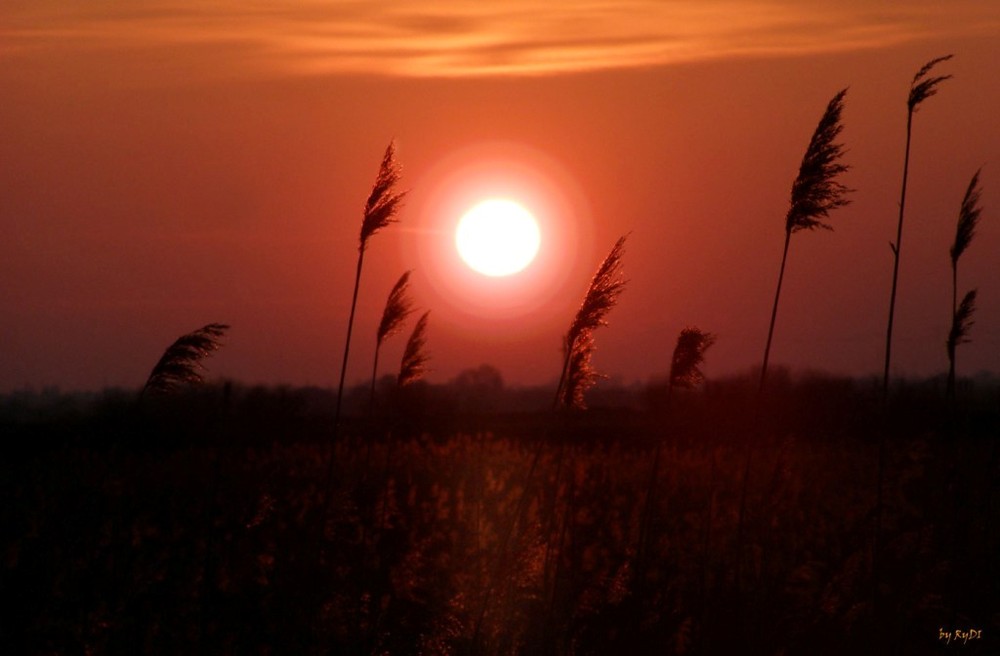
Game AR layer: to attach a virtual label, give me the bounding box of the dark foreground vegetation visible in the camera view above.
[2,371,998,655]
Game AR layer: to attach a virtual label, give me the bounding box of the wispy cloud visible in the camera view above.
[3,0,998,77]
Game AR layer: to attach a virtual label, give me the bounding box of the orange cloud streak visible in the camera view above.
[3,1,998,77]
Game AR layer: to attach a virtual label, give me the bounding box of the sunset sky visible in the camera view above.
[2,1,999,393]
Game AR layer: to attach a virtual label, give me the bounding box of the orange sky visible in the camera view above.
[2,2,999,392]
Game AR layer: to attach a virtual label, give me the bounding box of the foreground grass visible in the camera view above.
[1,377,997,655]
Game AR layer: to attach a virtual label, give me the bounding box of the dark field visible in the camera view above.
[2,373,998,655]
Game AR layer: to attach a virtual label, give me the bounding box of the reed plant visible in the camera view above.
[947,170,983,402]
[759,88,851,392]
[361,271,416,537]
[882,55,952,400]
[875,57,952,624]
[739,89,851,610]
[636,328,715,577]
[472,235,628,652]
[335,141,406,426]
[135,322,229,642]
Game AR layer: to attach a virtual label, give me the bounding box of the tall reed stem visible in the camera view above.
[759,229,792,393]
[320,248,366,528]
[882,111,913,404]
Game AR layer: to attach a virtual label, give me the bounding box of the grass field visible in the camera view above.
[2,373,997,654]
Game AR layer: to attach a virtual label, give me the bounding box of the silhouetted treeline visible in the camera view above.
[3,368,998,451]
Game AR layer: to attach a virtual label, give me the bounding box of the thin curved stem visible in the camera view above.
[883,110,914,403]
[759,229,792,393]
[320,248,366,539]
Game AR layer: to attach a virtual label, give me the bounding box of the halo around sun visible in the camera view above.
[455,198,541,277]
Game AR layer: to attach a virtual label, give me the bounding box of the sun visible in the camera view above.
[455,198,541,277]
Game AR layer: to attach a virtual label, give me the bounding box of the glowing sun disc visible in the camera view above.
[456,199,541,277]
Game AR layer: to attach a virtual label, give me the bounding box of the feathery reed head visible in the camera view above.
[377,271,415,347]
[141,323,229,396]
[785,88,852,233]
[556,235,628,410]
[560,331,602,410]
[909,55,953,112]
[947,289,977,356]
[950,169,983,265]
[669,327,716,390]
[360,141,406,252]
[566,235,628,351]
[398,311,430,387]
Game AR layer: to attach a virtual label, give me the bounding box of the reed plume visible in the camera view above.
[950,169,983,267]
[370,271,415,410]
[140,323,229,398]
[909,55,954,112]
[398,310,430,387]
[555,235,628,408]
[948,289,977,361]
[669,327,717,392]
[360,142,407,251]
[883,55,952,400]
[760,88,851,392]
[947,170,983,401]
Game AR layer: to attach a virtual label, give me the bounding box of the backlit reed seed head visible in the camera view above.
[566,235,628,352]
[142,323,229,395]
[559,235,628,410]
[398,310,430,387]
[561,331,602,410]
[785,88,852,234]
[669,327,716,390]
[377,271,415,347]
[360,141,407,252]
[947,289,977,356]
[951,169,983,266]
[909,55,953,112]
